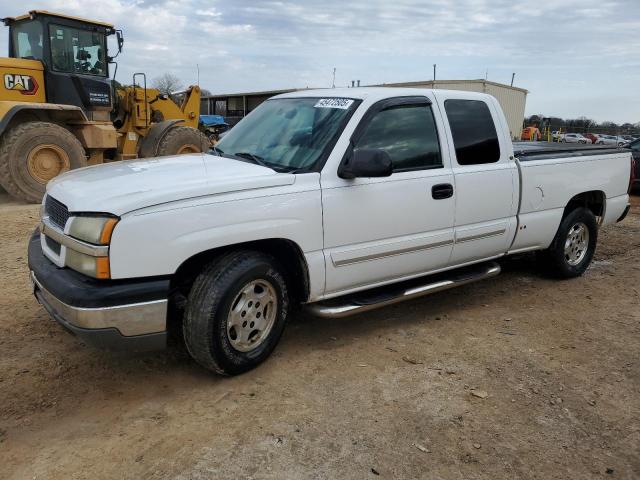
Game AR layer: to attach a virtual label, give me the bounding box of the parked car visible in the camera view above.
[596,135,614,145]
[562,133,589,144]
[615,136,628,146]
[597,135,626,146]
[28,88,632,375]
[583,133,599,144]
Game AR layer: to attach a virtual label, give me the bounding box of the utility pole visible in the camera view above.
[332,67,336,88]
[510,72,515,87]
[433,64,436,81]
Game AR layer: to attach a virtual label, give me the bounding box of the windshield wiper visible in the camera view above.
[210,145,225,156]
[233,152,273,169]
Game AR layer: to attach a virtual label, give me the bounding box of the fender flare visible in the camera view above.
[137,119,185,158]
[0,103,87,137]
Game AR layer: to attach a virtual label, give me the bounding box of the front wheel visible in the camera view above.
[538,207,597,278]
[183,250,290,375]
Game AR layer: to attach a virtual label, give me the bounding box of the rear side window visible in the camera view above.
[355,104,442,171]
[444,99,500,165]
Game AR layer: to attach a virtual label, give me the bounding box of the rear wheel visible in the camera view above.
[156,126,209,156]
[0,121,86,203]
[183,250,290,375]
[538,207,597,278]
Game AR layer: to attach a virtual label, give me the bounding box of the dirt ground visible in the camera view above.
[0,191,639,480]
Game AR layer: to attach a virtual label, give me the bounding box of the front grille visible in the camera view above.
[45,235,61,255]
[45,196,70,230]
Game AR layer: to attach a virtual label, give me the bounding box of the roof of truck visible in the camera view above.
[273,87,491,102]
[3,10,114,28]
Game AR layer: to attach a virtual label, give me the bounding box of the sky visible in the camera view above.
[1,0,639,124]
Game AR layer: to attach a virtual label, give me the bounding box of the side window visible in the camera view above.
[355,104,442,171]
[444,99,500,165]
[11,20,44,60]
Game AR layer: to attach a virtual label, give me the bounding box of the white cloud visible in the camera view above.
[0,0,638,122]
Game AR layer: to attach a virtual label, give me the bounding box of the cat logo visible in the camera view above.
[3,73,39,95]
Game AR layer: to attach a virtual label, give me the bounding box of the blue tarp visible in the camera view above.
[199,115,228,127]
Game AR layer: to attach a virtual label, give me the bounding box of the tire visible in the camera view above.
[0,121,86,203]
[156,126,209,156]
[183,250,290,375]
[538,207,597,278]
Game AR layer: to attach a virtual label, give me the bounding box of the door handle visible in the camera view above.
[432,183,454,200]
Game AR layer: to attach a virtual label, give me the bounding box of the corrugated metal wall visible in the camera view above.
[483,84,527,140]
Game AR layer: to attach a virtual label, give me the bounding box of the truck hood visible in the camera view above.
[46,154,295,216]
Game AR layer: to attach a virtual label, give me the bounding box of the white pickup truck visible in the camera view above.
[28,88,633,375]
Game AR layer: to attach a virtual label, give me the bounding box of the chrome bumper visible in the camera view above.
[31,271,167,339]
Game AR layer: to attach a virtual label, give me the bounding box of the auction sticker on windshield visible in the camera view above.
[314,98,354,109]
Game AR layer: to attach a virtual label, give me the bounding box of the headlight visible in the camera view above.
[65,215,118,279]
[68,216,118,245]
[66,250,111,279]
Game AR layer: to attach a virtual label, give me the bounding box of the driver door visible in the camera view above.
[321,96,455,296]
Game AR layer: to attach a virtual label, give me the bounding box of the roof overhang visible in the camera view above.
[3,10,114,29]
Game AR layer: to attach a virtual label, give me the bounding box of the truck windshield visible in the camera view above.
[215,97,359,172]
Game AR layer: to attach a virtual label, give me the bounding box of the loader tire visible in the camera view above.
[0,121,86,203]
[156,126,209,156]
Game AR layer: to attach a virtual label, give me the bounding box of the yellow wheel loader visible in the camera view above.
[0,10,209,203]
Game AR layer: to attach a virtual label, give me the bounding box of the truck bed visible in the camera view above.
[513,142,621,161]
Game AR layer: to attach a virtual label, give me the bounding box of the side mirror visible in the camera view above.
[116,30,124,53]
[338,148,393,179]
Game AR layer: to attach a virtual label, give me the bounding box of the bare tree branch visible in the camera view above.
[152,73,184,95]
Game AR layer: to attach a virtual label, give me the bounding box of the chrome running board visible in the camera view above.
[306,262,501,318]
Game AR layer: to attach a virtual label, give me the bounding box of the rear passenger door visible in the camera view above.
[321,96,455,295]
[436,94,518,265]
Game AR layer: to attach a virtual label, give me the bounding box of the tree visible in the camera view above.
[152,73,183,95]
[200,88,212,97]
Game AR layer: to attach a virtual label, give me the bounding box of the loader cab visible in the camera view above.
[4,11,119,117]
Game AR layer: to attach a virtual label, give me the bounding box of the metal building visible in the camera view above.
[201,79,528,139]
[379,80,528,140]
